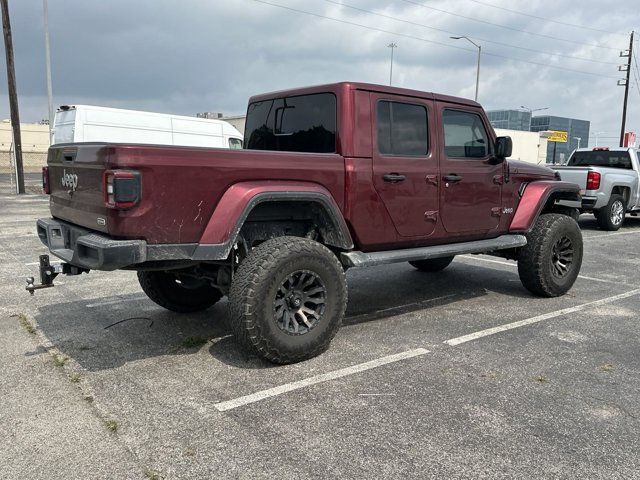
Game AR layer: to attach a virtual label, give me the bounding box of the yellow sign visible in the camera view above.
[547,130,568,143]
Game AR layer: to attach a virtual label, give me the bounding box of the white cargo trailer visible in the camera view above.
[52,105,244,149]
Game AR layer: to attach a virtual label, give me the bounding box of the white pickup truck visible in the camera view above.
[552,147,640,230]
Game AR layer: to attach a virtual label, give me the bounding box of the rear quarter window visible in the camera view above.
[245,93,336,153]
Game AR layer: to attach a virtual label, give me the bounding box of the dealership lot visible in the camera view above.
[1,193,639,479]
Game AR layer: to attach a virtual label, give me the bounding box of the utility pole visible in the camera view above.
[387,43,397,86]
[43,0,54,140]
[1,0,24,194]
[619,31,634,148]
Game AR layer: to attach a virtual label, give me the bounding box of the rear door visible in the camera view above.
[437,105,502,234]
[371,94,439,237]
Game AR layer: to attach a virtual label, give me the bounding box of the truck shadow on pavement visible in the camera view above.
[34,262,531,371]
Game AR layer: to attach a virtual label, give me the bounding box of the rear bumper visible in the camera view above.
[36,218,235,270]
[37,218,147,270]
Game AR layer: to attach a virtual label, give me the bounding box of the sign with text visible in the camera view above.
[547,130,568,143]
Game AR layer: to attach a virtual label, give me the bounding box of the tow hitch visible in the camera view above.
[26,254,89,295]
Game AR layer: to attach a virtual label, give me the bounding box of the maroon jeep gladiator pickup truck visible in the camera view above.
[30,82,583,363]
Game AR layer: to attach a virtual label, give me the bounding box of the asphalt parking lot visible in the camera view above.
[1,193,639,479]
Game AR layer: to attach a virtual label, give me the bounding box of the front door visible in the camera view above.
[437,105,503,234]
[371,94,439,237]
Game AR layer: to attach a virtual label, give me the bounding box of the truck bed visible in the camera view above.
[47,143,345,244]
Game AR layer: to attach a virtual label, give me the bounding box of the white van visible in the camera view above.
[52,105,243,149]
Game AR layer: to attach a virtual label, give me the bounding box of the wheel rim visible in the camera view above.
[610,200,624,225]
[273,270,326,335]
[551,236,574,278]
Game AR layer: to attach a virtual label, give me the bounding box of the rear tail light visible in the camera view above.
[42,166,50,194]
[103,170,141,209]
[586,171,601,190]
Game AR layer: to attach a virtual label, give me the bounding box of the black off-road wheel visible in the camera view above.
[594,194,625,231]
[409,256,455,272]
[517,213,583,297]
[137,271,223,313]
[228,236,347,364]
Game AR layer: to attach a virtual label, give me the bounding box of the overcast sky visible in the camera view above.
[1,0,638,146]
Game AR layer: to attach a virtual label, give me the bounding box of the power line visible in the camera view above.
[325,0,617,66]
[466,0,625,36]
[397,0,620,51]
[248,0,620,79]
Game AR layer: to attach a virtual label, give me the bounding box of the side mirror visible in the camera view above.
[495,136,513,159]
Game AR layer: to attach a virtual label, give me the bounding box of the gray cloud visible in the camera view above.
[0,0,638,146]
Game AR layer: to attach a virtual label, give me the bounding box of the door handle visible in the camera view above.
[383,173,406,183]
[443,174,463,183]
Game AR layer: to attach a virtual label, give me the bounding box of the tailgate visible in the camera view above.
[48,144,111,233]
[552,167,588,190]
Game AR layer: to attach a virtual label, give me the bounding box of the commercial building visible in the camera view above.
[487,109,532,131]
[0,121,50,173]
[530,115,590,164]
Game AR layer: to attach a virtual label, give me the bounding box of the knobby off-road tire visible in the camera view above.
[409,256,455,272]
[137,271,223,313]
[228,236,347,364]
[594,194,625,231]
[517,213,583,297]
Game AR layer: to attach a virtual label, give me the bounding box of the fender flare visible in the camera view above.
[192,181,353,261]
[509,181,581,233]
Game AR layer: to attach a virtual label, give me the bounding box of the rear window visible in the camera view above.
[244,93,336,153]
[567,151,632,169]
[377,101,428,156]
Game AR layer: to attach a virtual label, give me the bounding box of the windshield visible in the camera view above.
[567,151,632,169]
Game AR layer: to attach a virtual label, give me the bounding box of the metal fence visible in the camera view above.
[0,148,47,194]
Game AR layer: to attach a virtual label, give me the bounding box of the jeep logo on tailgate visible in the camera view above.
[61,169,78,191]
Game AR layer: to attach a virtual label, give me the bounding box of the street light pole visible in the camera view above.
[573,137,582,149]
[521,106,550,131]
[593,131,606,146]
[43,0,54,141]
[387,43,397,86]
[451,36,481,101]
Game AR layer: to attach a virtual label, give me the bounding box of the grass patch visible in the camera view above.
[144,468,162,479]
[52,354,68,368]
[16,313,36,335]
[600,363,615,372]
[533,375,549,383]
[69,372,81,383]
[181,336,208,349]
[104,419,118,433]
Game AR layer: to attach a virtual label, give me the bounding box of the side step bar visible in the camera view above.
[341,234,527,268]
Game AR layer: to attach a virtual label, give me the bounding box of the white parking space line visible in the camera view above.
[86,295,146,308]
[460,255,622,285]
[444,289,640,346]
[583,229,640,240]
[213,348,430,412]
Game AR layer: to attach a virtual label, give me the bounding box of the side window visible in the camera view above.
[377,101,428,156]
[229,138,243,149]
[244,93,336,153]
[443,110,490,158]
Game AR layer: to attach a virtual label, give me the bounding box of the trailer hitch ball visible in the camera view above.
[26,277,36,296]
